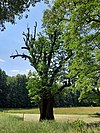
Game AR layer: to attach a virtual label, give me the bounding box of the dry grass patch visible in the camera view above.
[2,108,40,114]
[1,107,100,115]
[54,107,100,115]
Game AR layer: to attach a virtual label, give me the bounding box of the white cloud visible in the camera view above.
[0,58,5,63]
[8,69,31,76]
[17,69,30,75]
[11,70,19,73]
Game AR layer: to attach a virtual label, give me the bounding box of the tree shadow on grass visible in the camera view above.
[89,112,100,118]
[87,122,100,128]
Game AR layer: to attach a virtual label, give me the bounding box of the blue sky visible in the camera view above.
[0,2,47,76]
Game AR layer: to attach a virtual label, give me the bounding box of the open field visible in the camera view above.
[54,107,100,115]
[1,107,100,115]
[0,107,100,133]
[0,107,100,123]
[0,114,100,133]
[8,113,100,123]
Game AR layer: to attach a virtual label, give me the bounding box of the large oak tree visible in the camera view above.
[10,0,100,120]
[10,18,72,120]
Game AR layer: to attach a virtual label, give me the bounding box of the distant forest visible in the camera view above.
[0,68,99,108]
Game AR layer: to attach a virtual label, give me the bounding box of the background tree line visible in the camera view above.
[0,68,99,108]
[0,68,32,108]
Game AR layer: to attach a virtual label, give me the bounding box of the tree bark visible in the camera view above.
[39,94,54,121]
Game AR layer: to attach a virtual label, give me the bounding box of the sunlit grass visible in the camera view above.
[1,107,100,115]
[54,107,100,115]
[2,108,40,114]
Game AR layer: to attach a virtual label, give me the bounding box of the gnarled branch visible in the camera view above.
[10,50,31,60]
[48,30,57,67]
[49,51,73,85]
[87,18,100,24]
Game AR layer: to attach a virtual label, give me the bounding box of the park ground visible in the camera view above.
[1,107,100,123]
[0,107,100,133]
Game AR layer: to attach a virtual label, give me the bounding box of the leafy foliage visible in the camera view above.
[0,0,49,30]
[49,0,100,100]
[0,69,7,107]
[6,74,32,108]
[0,69,32,108]
[27,72,41,103]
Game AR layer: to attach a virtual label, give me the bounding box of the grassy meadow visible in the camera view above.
[0,107,100,133]
[0,114,100,133]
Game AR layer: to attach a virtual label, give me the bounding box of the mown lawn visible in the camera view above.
[1,107,100,115]
[0,114,100,133]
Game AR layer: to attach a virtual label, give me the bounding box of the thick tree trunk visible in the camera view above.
[39,94,54,121]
